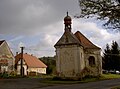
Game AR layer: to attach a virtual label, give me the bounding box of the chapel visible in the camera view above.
[54,12,102,78]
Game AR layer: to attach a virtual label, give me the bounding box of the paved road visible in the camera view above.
[0,78,46,89]
[40,79,120,89]
[0,78,120,89]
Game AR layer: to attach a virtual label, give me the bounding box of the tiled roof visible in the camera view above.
[74,31,101,49]
[15,53,47,68]
[0,40,5,45]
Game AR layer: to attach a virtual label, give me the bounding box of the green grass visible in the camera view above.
[111,86,120,89]
[41,74,120,85]
[41,77,98,84]
[101,74,120,79]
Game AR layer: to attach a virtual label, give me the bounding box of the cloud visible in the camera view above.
[0,0,119,57]
[9,36,24,42]
[73,19,120,48]
[0,0,79,35]
[7,15,120,57]
[25,21,63,57]
[0,0,51,35]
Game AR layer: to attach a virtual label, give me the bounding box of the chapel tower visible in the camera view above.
[64,12,72,32]
[54,12,85,78]
[54,13,102,79]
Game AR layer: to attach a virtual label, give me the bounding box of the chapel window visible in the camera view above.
[88,56,95,67]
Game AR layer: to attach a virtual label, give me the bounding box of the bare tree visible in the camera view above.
[76,0,120,31]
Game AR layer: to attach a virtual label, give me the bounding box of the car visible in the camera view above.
[109,70,116,74]
[115,70,120,74]
[102,70,109,74]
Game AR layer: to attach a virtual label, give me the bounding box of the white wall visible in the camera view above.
[84,49,102,76]
[28,68,46,74]
[0,41,15,73]
[56,45,85,77]
[17,59,27,75]
[1,66,8,73]
[17,59,47,75]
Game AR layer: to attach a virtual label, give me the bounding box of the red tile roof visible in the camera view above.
[15,53,47,68]
[74,31,101,49]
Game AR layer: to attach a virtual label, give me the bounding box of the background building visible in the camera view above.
[0,40,15,74]
[15,53,47,76]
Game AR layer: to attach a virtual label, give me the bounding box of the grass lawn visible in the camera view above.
[111,86,120,89]
[101,74,120,79]
[21,74,120,88]
[41,74,120,85]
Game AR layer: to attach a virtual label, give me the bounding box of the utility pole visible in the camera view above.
[20,47,25,76]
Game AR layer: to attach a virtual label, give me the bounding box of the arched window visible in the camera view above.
[88,56,95,67]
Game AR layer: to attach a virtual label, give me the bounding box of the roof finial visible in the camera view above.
[67,11,68,16]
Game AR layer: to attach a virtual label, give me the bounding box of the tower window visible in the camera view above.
[88,56,95,67]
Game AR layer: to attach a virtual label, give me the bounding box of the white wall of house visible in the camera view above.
[1,66,8,73]
[0,41,15,73]
[28,67,46,74]
[17,59,27,75]
[16,59,47,75]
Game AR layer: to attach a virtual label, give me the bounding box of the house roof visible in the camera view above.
[0,40,5,45]
[15,53,47,68]
[0,40,15,60]
[74,31,101,49]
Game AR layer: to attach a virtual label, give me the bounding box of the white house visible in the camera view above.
[15,53,47,76]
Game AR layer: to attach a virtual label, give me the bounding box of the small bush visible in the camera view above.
[0,72,9,78]
[52,76,79,81]
[52,76,62,80]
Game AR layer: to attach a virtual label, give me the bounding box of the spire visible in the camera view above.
[67,11,68,16]
[64,12,72,32]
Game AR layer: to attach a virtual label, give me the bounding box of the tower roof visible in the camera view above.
[64,12,71,22]
[64,12,72,32]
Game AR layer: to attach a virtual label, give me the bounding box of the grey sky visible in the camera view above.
[0,0,79,35]
[0,0,119,57]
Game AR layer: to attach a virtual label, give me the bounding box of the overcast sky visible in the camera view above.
[0,0,120,57]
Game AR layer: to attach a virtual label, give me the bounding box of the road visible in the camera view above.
[0,78,120,89]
